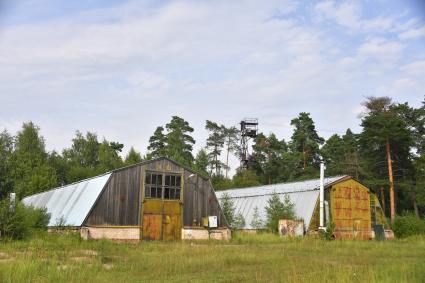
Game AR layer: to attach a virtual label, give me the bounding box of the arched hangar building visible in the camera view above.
[216,176,392,240]
[22,158,230,241]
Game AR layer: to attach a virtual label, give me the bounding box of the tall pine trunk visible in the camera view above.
[215,144,219,176]
[386,138,395,223]
[380,186,386,216]
[225,142,230,179]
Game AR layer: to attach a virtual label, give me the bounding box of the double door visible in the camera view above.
[142,172,182,241]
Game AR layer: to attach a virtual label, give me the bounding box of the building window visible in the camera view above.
[145,172,163,199]
[144,172,181,200]
[164,174,181,200]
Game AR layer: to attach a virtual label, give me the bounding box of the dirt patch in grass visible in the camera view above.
[0,252,15,263]
[102,263,113,270]
[78,249,98,256]
[70,256,92,262]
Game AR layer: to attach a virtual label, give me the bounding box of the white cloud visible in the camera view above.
[399,26,425,40]
[392,78,418,90]
[401,60,425,77]
[313,0,424,38]
[314,0,361,30]
[358,38,404,59]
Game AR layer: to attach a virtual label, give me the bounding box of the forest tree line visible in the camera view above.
[0,97,424,218]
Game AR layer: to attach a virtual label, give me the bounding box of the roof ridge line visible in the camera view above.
[225,188,320,199]
[217,175,349,193]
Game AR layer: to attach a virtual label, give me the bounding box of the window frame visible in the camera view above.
[144,171,182,201]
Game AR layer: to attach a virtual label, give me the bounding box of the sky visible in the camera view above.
[0,0,424,174]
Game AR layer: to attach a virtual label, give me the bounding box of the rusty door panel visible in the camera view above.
[142,214,162,240]
[163,215,181,241]
[142,199,163,240]
[143,199,162,213]
[331,179,371,240]
[142,198,181,240]
[163,201,182,240]
[163,201,181,214]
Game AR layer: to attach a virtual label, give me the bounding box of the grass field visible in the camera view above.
[0,232,424,283]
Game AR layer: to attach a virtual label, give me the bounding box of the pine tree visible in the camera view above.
[290,112,324,171]
[125,147,143,166]
[231,169,261,188]
[359,97,412,222]
[147,126,167,159]
[194,149,209,176]
[233,213,246,229]
[265,193,295,233]
[219,193,235,227]
[252,133,288,184]
[321,130,362,178]
[250,206,264,229]
[146,117,196,166]
[205,120,225,176]
[223,126,239,178]
[165,116,195,166]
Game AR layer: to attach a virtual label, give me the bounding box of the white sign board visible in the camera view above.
[208,216,218,228]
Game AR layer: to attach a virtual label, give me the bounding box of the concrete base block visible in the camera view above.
[81,227,140,241]
[181,227,231,240]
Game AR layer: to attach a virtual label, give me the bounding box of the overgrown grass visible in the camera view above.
[0,232,424,282]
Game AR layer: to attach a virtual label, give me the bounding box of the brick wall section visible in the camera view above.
[181,227,231,240]
[80,227,140,241]
[80,226,232,241]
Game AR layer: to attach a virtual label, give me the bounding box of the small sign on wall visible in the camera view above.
[208,216,218,228]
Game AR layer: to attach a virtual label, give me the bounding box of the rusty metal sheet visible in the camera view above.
[331,179,371,239]
[143,214,162,240]
[142,199,182,240]
[163,201,182,240]
[143,199,162,213]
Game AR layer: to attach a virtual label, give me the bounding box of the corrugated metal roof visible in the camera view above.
[216,176,349,230]
[22,173,111,226]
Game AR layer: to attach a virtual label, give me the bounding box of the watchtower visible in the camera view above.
[240,118,258,169]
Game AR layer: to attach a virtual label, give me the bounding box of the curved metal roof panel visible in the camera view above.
[216,176,348,230]
[22,173,111,226]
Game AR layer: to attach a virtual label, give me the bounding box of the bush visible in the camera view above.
[220,193,235,227]
[233,213,246,229]
[265,193,295,233]
[319,221,335,241]
[0,199,50,240]
[250,206,264,229]
[392,214,425,238]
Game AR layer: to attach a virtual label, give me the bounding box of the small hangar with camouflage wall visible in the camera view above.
[22,157,230,241]
[217,175,392,240]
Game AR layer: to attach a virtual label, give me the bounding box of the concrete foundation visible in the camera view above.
[79,226,231,241]
[80,227,140,242]
[181,227,231,240]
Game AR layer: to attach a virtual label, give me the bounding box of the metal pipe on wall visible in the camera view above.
[319,162,325,229]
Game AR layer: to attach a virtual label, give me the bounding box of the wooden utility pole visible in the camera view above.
[386,139,395,223]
